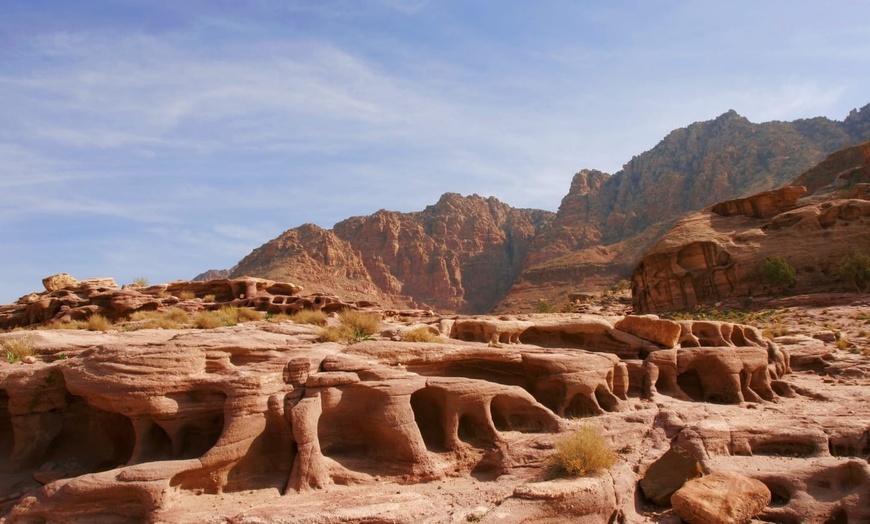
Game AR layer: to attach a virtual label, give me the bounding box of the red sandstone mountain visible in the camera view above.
[217,105,870,313]
[632,140,870,313]
[228,193,554,312]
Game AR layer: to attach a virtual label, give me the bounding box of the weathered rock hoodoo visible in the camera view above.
[0,276,868,523]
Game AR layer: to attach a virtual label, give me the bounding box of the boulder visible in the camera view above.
[671,471,771,524]
[42,273,79,292]
[640,444,703,506]
[614,315,681,348]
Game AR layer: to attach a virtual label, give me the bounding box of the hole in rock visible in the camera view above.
[676,369,704,401]
[519,328,626,354]
[807,461,867,502]
[594,385,620,412]
[760,478,793,507]
[752,439,818,457]
[530,379,566,414]
[45,396,135,472]
[490,394,547,433]
[0,390,12,469]
[457,413,491,446]
[134,421,173,464]
[828,433,870,458]
[564,394,599,418]
[411,389,448,452]
[318,387,419,476]
[825,507,848,524]
[164,390,227,460]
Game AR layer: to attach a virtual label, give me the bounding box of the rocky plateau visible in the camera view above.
[0,274,868,523]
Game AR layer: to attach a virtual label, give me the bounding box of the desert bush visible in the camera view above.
[762,257,796,288]
[2,335,36,363]
[549,425,616,477]
[194,310,229,329]
[534,299,559,314]
[178,290,196,300]
[203,294,216,303]
[236,307,262,322]
[316,327,344,343]
[290,309,327,326]
[265,312,295,323]
[87,314,112,332]
[839,251,870,292]
[402,326,440,343]
[338,310,380,341]
[39,320,86,330]
[127,308,191,330]
[132,277,150,287]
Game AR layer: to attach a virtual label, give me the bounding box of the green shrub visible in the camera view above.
[2,335,37,363]
[839,251,870,292]
[402,326,440,343]
[534,299,559,314]
[290,309,327,326]
[548,426,617,477]
[87,314,112,332]
[762,257,796,288]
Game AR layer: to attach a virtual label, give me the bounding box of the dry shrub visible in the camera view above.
[291,309,327,326]
[549,425,616,477]
[402,326,440,343]
[316,327,344,343]
[178,290,196,300]
[203,294,216,303]
[194,310,228,329]
[266,312,295,323]
[40,320,86,330]
[87,314,112,332]
[236,307,262,322]
[338,310,380,340]
[127,308,191,330]
[2,335,36,362]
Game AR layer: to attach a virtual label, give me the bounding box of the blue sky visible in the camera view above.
[1,1,869,302]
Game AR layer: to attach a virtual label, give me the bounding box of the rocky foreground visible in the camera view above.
[0,278,868,523]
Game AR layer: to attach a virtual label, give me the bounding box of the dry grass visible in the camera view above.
[2,335,36,362]
[548,425,617,478]
[126,308,191,330]
[291,309,327,326]
[87,314,113,332]
[193,306,261,329]
[178,290,196,300]
[39,320,86,330]
[203,294,216,303]
[316,310,381,343]
[402,326,441,343]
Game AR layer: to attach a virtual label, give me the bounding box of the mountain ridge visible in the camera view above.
[204,104,870,313]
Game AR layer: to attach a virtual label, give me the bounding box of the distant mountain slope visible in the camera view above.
[228,194,554,312]
[216,104,870,314]
[495,104,870,311]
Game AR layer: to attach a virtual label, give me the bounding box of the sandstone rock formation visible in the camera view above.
[671,470,771,524]
[229,193,554,313]
[632,140,870,313]
[0,291,867,523]
[0,274,370,330]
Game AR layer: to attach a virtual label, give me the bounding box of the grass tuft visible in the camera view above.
[290,309,327,326]
[87,314,112,332]
[402,326,441,343]
[548,425,617,478]
[2,335,36,363]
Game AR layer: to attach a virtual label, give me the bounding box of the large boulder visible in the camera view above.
[671,470,771,524]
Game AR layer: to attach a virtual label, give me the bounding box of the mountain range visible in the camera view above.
[198,104,870,313]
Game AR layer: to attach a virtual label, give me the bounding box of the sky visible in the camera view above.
[1,1,869,302]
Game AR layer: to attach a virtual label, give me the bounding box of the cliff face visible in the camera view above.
[230,194,554,313]
[494,105,870,311]
[631,141,870,313]
[223,105,870,314]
